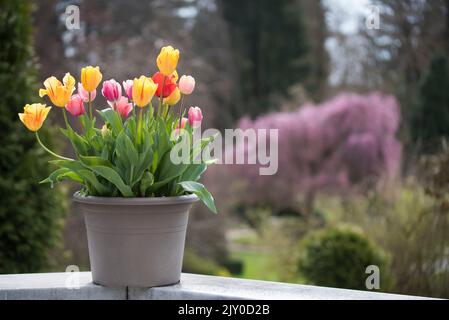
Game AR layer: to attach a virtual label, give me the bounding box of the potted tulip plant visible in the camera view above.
[18,45,217,287]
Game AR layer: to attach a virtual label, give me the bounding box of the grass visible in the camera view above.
[230,250,279,281]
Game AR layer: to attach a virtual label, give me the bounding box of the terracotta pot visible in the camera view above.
[73,192,198,288]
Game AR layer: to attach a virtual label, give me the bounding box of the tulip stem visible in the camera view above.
[158,76,166,117]
[62,109,70,128]
[178,95,185,124]
[35,132,73,161]
[88,92,93,120]
[137,107,143,145]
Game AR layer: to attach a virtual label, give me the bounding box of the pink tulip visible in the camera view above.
[77,82,96,102]
[188,106,203,128]
[179,75,195,95]
[65,94,85,116]
[174,117,188,137]
[179,117,187,129]
[109,96,133,118]
[101,79,122,102]
[122,80,133,99]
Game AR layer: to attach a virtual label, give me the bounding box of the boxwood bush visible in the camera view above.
[298,226,388,290]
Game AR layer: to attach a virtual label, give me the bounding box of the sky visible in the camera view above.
[325,0,371,34]
[324,0,374,85]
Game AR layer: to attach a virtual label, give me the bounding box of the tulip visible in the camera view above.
[77,82,96,102]
[132,76,158,107]
[152,72,177,98]
[109,96,133,118]
[174,117,188,138]
[65,94,85,116]
[101,124,112,140]
[101,79,122,102]
[179,117,187,129]
[188,106,203,128]
[171,70,179,83]
[163,88,181,106]
[39,73,75,107]
[18,103,51,132]
[157,45,180,76]
[179,75,195,95]
[122,80,133,99]
[81,66,102,92]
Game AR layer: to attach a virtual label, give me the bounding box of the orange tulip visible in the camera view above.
[18,103,52,132]
[39,73,75,107]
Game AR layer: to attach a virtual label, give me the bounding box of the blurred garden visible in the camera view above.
[1,0,448,299]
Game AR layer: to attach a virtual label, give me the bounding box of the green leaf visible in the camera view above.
[61,127,90,156]
[181,163,207,182]
[139,171,154,196]
[98,108,123,135]
[40,168,83,187]
[192,134,216,162]
[79,155,114,167]
[87,165,134,197]
[49,160,110,195]
[117,131,139,165]
[156,150,188,185]
[178,181,217,214]
[77,169,111,195]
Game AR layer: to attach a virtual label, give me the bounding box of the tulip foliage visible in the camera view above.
[19,46,217,213]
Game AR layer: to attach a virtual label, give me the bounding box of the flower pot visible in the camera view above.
[73,192,198,288]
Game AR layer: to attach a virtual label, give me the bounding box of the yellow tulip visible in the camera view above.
[39,73,75,107]
[163,87,181,106]
[81,66,102,92]
[171,70,179,83]
[157,46,180,76]
[132,76,158,107]
[18,103,51,132]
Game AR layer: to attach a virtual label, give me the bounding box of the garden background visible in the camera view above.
[1,0,448,298]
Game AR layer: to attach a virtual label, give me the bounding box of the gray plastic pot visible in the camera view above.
[73,192,198,288]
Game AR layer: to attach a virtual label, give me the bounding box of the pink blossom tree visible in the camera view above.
[233,92,402,213]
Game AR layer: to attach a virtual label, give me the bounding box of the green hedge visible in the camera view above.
[0,0,66,273]
[298,226,388,290]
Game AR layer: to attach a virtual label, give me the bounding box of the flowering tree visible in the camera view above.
[234,92,402,212]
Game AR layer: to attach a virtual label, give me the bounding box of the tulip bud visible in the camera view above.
[122,80,133,99]
[101,79,122,102]
[81,66,102,92]
[101,124,112,140]
[188,106,203,128]
[65,94,85,116]
[109,96,133,118]
[78,82,96,102]
[179,75,195,95]
[157,45,180,76]
[132,76,158,107]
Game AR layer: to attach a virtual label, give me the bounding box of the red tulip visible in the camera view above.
[152,72,177,98]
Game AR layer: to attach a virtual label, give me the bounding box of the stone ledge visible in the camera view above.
[0,272,435,300]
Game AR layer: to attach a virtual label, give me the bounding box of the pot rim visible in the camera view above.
[73,191,199,206]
